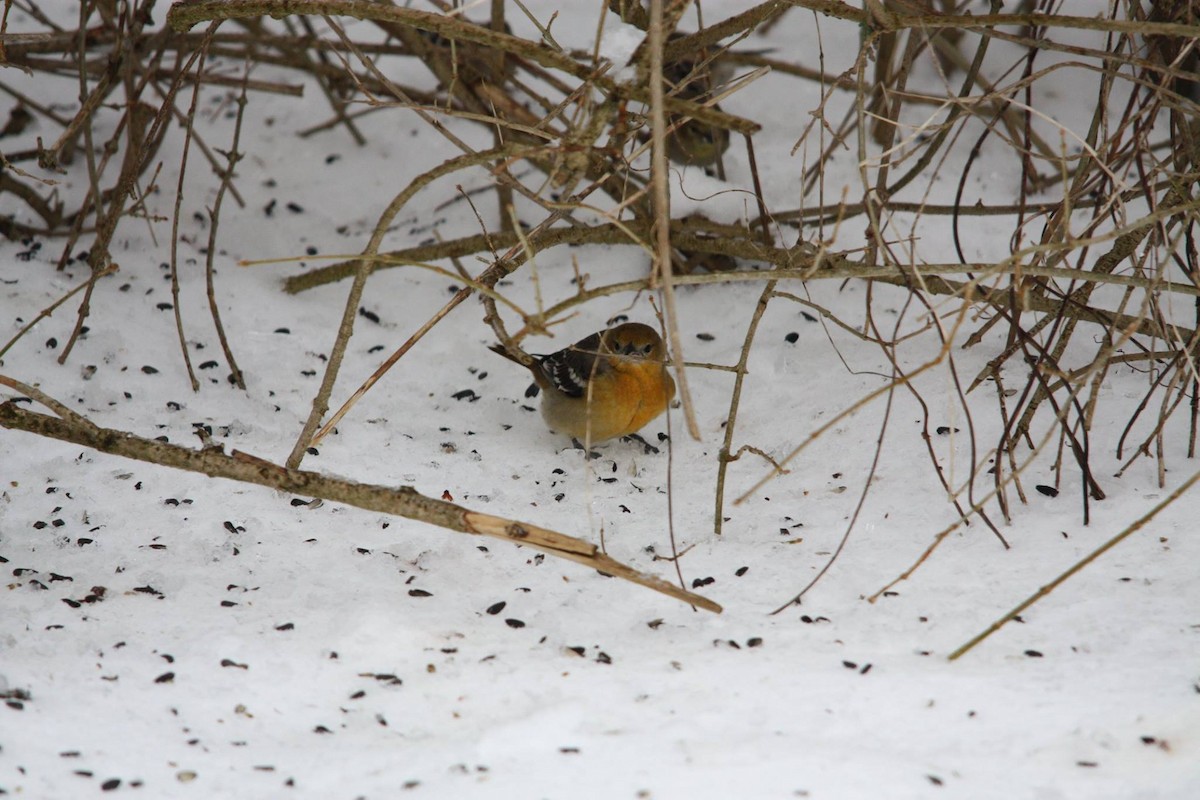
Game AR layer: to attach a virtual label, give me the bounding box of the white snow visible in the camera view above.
[1,2,1197,798]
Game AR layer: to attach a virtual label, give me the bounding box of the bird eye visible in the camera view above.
[641,343,654,355]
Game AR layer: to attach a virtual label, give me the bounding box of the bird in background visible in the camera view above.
[490,322,676,443]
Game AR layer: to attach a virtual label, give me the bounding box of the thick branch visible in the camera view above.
[0,401,720,613]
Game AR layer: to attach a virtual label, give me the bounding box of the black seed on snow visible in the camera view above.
[306,246,318,256]
[275,623,294,631]
[554,493,564,502]
[1035,485,1058,497]
[155,672,175,683]
[274,328,290,334]
[286,202,304,213]
[313,725,332,734]
[358,308,380,324]
[595,652,611,664]
[199,361,218,369]
[368,345,384,353]
[51,519,65,527]
[842,661,857,669]
[860,664,872,674]
[101,778,121,791]
[735,566,749,577]
[1024,650,1044,658]
[156,302,173,311]
[452,389,479,401]
[784,332,799,343]
[76,538,93,546]
[141,366,159,374]
[166,401,182,411]
[33,520,47,529]
[306,447,318,456]
[46,337,58,348]
[696,332,714,341]
[408,589,432,597]
[926,775,943,787]
[223,521,240,534]
[220,601,237,607]
[801,311,817,322]
[486,601,506,615]
[504,618,525,629]
[350,690,365,699]
[747,638,763,647]
[290,499,308,506]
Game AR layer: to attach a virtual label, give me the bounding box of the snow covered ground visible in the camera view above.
[2,2,1197,798]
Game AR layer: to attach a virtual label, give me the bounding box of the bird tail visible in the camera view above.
[488,343,535,369]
